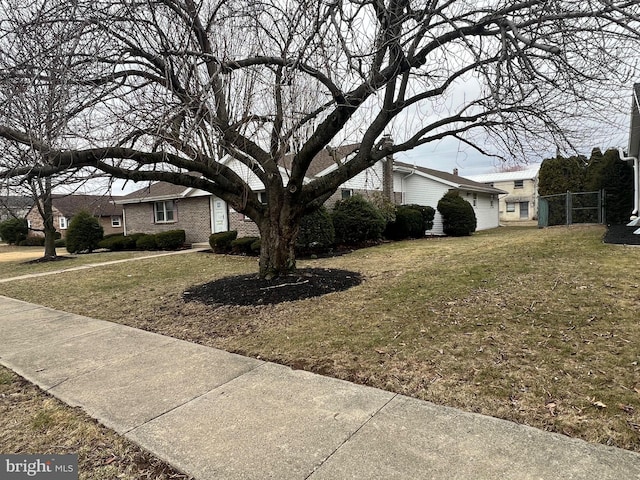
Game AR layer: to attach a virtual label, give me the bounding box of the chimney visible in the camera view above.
[453,168,459,176]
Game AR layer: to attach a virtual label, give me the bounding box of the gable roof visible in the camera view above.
[0,196,34,210]
[394,161,506,195]
[51,194,123,217]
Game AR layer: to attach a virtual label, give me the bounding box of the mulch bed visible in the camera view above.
[183,268,362,306]
[24,255,73,264]
[603,224,640,245]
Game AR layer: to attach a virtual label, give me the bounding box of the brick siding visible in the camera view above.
[124,196,212,243]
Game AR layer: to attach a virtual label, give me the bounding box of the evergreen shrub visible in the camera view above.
[332,195,385,245]
[66,211,104,253]
[437,191,477,236]
[209,230,238,253]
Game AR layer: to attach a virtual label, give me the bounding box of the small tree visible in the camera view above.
[332,195,386,245]
[0,217,28,244]
[65,210,104,253]
[437,192,477,237]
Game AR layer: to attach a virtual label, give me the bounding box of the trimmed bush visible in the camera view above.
[0,218,28,244]
[98,234,136,251]
[155,229,186,250]
[18,235,46,247]
[135,234,158,250]
[296,206,335,253]
[407,204,435,232]
[209,230,238,253]
[332,195,385,245]
[231,236,260,255]
[385,205,424,240]
[437,191,477,236]
[250,238,261,254]
[54,238,66,248]
[66,211,104,253]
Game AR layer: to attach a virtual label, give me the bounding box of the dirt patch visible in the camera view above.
[183,268,362,306]
[0,249,48,263]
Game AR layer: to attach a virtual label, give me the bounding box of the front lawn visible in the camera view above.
[2,225,639,452]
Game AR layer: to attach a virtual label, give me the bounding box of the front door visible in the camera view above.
[211,197,228,233]
[519,201,529,219]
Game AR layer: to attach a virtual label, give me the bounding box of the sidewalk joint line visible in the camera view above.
[304,392,398,479]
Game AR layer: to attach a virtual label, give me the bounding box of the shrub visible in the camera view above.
[18,235,46,247]
[66,211,104,253]
[385,205,424,240]
[209,230,238,253]
[98,234,135,251]
[332,195,386,245]
[54,238,66,248]
[296,206,335,254]
[250,238,261,254]
[437,191,477,236]
[407,204,435,232]
[231,236,260,255]
[155,229,186,250]
[135,234,157,250]
[0,218,28,244]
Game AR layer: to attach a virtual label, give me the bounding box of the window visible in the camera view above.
[59,216,68,230]
[514,179,524,189]
[341,189,353,199]
[506,202,516,212]
[154,201,175,223]
[111,215,122,227]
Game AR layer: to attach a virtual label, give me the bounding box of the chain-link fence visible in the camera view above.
[538,190,604,227]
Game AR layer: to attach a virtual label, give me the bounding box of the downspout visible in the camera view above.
[618,148,639,219]
[400,169,415,204]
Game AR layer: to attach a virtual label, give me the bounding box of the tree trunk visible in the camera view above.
[258,203,301,279]
[42,179,57,259]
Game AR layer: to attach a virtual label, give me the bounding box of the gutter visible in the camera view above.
[618,148,639,220]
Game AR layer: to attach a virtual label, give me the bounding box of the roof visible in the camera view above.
[0,196,34,210]
[464,166,540,184]
[394,161,507,195]
[119,145,362,203]
[52,194,123,217]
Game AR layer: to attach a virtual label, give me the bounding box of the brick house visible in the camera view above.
[116,145,505,242]
[26,194,124,238]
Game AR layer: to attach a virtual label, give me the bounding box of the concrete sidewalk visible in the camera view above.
[1,295,639,479]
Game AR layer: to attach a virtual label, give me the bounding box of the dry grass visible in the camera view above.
[0,245,164,280]
[2,225,640,454]
[0,366,192,480]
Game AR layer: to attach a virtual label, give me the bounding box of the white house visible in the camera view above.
[115,147,505,243]
[465,166,540,223]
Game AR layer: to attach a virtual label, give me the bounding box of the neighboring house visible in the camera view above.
[26,194,124,238]
[465,166,540,223]
[394,162,506,234]
[0,196,33,222]
[621,83,640,232]
[116,145,505,243]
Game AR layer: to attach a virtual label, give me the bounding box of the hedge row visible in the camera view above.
[97,230,186,251]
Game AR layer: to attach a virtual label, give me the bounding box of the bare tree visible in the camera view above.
[0,0,107,258]
[1,0,639,277]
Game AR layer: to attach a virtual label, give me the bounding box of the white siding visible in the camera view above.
[393,172,500,235]
[341,162,384,191]
[224,158,267,190]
